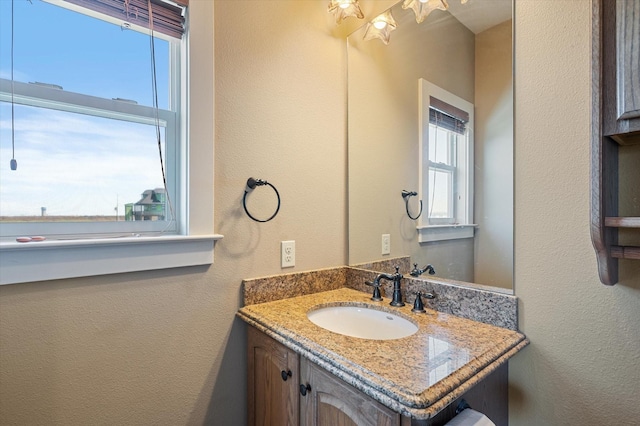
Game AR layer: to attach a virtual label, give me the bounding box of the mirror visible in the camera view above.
[348,0,513,290]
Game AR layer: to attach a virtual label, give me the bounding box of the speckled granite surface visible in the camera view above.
[243,266,519,330]
[346,268,519,330]
[243,267,346,305]
[237,287,528,419]
[350,256,411,274]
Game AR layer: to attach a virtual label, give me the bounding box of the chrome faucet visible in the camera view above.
[410,263,435,277]
[368,266,405,307]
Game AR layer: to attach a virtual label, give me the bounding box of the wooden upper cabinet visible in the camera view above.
[299,358,400,426]
[615,1,640,123]
[591,0,640,285]
[247,326,300,426]
[601,0,640,144]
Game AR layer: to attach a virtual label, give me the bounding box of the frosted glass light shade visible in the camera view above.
[402,0,449,24]
[363,10,397,45]
[328,0,364,24]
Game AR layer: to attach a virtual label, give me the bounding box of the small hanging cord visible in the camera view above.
[9,0,17,170]
[243,178,281,223]
[148,0,175,225]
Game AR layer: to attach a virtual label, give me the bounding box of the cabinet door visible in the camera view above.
[599,0,640,142]
[615,0,640,121]
[300,358,400,426]
[247,326,299,426]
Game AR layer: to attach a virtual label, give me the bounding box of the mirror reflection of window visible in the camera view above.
[428,107,469,224]
[428,120,455,221]
[419,79,475,243]
[421,80,473,230]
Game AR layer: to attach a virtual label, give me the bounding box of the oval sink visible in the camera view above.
[307,305,418,340]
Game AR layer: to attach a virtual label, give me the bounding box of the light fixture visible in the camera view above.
[327,0,364,24]
[402,0,449,24]
[363,10,397,45]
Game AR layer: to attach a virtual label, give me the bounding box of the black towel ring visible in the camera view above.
[243,177,281,223]
[402,190,422,220]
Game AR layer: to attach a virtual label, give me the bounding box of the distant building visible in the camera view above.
[125,188,166,221]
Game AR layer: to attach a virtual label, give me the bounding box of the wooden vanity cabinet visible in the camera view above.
[591,0,640,284]
[299,358,399,426]
[247,326,508,426]
[247,326,299,426]
[248,325,397,426]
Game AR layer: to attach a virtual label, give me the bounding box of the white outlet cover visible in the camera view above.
[281,240,295,268]
[382,234,390,255]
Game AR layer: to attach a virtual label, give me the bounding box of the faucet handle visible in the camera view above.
[365,280,383,302]
[411,291,435,313]
[393,265,403,280]
[411,292,426,313]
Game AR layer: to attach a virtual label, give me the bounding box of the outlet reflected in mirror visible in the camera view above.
[348,0,513,290]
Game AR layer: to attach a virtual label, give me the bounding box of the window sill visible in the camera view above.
[417,224,476,243]
[0,234,223,285]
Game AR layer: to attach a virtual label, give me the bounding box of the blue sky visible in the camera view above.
[0,0,169,107]
[0,0,171,217]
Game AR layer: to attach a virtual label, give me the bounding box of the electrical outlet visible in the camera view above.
[281,240,295,268]
[382,234,391,255]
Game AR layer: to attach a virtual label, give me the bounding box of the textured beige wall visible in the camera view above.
[510,1,640,424]
[348,5,476,281]
[474,20,513,289]
[2,1,640,425]
[0,1,347,424]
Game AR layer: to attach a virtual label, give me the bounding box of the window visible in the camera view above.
[0,0,219,285]
[0,0,181,237]
[418,79,475,242]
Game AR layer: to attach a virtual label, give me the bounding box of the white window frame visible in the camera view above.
[0,78,180,237]
[418,79,476,243]
[427,127,457,224]
[0,1,221,285]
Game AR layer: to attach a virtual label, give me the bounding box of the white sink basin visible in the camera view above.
[307,304,418,340]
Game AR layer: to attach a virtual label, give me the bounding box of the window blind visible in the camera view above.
[429,96,468,135]
[63,0,187,39]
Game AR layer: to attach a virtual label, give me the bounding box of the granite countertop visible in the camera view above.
[237,287,528,419]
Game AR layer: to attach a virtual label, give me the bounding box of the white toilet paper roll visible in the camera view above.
[443,408,496,426]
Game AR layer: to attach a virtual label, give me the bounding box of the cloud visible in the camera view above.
[0,105,171,216]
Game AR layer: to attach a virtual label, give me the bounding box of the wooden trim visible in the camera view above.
[610,130,640,145]
[604,216,640,227]
[610,245,640,260]
[591,0,619,285]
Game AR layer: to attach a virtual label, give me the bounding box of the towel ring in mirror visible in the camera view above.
[402,190,422,220]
